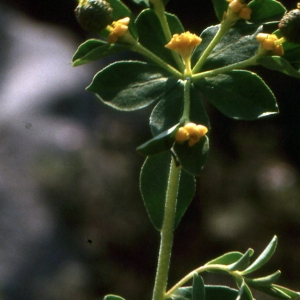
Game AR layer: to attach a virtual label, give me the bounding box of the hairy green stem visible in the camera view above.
[131,41,183,78]
[165,264,236,298]
[192,21,231,74]
[151,0,185,72]
[180,78,191,124]
[152,157,181,300]
[191,54,259,81]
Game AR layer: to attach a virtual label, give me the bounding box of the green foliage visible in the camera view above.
[193,70,278,120]
[140,152,195,230]
[72,0,300,299]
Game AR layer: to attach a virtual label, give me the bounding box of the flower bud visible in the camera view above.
[75,0,113,34]
[279,5,300,44]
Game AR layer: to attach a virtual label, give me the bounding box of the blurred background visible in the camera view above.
[0,0,299,299]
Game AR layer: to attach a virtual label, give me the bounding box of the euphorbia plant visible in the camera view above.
[72,0,300,299]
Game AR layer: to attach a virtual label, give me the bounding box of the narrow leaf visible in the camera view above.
[205,251,244,266]
[257,56,300,80]
[104,295,126,300]
[227,248,254,271]
[245,270,281,287]
[192,273,205,300]
[194,70,278,120]
[271,284,300,299]
[237,280,253,300]
[87,61,177,110]
[211,0,228,22]
[241,236,278,275]
[252,284,300,299]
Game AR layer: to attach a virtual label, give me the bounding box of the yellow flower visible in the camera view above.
[226,0,252,23]
[107,17,130,44]
[175,123,208,147]
[165,32,201,74]
[256,33,284,56]
[165,32,201,60]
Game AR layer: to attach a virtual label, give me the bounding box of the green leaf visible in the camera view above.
[241,235,278,275]
[174,135,209,176]
[257,56,300,80]
[205,251,244,266]
[150,82,210,136]
[72,39,128,66]
[137,124,178,156]
[192,273,205,300]
[227,248,254,271]
[248,0,286,23]
[192,24,262,71]
[271,285,300,299]
[87,61,177,110]
[211,0,228,22]
[194,70,278,120]
[170,285,239,300]
[238,280,254,300]
[140,152,195,230]
[192,272,205,300]
[150,81,184,136]
[135,9,184,68]
[252,284,300,299]
[104,295,126,300]
[245,270,281,287]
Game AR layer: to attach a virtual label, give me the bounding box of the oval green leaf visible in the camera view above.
[87,61,177,110]
[248,0,286,23]
[72,39,128,66]
[174,135,209,176]
[136,124,178,156]
[257,56,300,80]
[194,70,278,120]
[192,24,262,71]
[140,152,195,230]
[135,9,184,68]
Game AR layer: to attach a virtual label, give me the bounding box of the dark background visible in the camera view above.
[0,0,299,299]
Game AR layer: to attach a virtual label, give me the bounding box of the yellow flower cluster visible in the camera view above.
[256,33,284,56]
[175,123,208,147]
[165,32,202,61]
[226,0,252,22]
[107,17,130,44]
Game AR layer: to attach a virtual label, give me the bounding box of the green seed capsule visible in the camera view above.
[278,7,300,44]
[75,0,113,34]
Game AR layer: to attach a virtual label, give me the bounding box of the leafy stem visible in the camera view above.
[152,157,181,300]
[191,54,260,81]
[131,40,183,78]
[192,20,232,74]
[180,78,191,124]
[150,0,185,72]
[165,264,238,298]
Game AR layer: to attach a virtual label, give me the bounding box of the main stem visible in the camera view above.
[152,157,181,300]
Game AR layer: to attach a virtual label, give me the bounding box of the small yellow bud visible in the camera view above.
[175,127,189,143]
[175,123,208,147]
[256,33,284,56]
[107,17,130,44]
[165,31,202,73]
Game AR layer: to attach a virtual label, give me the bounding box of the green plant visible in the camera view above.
[72,0,300,299]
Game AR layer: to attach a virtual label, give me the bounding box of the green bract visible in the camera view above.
[72,0,300,299]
